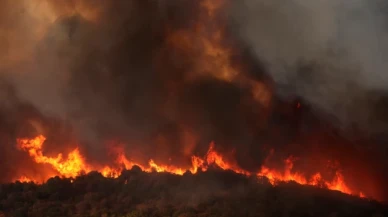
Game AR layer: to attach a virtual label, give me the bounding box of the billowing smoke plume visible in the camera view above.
[0,0,388,202]
[231,0,388,132]
[229,0,388,200]
[0,0,271,179]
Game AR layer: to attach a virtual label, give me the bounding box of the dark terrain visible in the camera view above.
[0,167,386,217]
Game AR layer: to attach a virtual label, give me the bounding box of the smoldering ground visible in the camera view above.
[0,0,388,201]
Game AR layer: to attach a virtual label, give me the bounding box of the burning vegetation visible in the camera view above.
[1,0,388,216]
[13,134,367,199]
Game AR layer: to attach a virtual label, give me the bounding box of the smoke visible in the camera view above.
[231,0,388,132]
[0,0,268,167]
[0,0,388,201]
[229,0,388,200]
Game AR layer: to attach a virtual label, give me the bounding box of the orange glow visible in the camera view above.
[17,135,91,179]
[100,166,121,178]
[9,0,367,201]
[15,134,367,200]
[257,156,364,197]
[166,0,238,82]
[324,172,352,195]
[190,156,206,174]
[145,159,186,175]
[205,142,251,176]
[200,0,224,17]
[258,157,308,185]
[1,1,102,70]
[166,0,272,108]
[15,176,33,183]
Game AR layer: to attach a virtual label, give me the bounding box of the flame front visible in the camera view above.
[15,134,366,199]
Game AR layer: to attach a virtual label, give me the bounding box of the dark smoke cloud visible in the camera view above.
[0,0,272,165]
[229,0,388,201]
[0,0,388,202]
[230,0,388,132]
[0,0,267,168]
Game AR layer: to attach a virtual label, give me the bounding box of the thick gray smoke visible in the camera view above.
[231,0,388,132]
[0,0,171,166]
[0,0,269,168]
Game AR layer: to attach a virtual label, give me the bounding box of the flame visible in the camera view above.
[100,166,121,178]
[146,159,186,175]
[257,156,364,197]
[15,176,33,183]
[9,0,368,201]
[258,156,308,185]
[190,156,206,174]
[205,142,250,176]
[17,135,90,179]
[15,134,367,199]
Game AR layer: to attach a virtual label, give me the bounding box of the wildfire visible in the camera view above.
[14,134,366,199]
[205,142,251,176]
[8,0,368,202]
[257,156,365,197]
[258,157,308,185]
[17,135,90,178]
[16,176,33,183]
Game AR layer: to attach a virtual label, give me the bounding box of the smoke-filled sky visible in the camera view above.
[1,0,388,202]
[233,0,388,130]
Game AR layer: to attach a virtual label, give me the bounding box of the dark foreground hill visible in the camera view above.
[0,167,387,217]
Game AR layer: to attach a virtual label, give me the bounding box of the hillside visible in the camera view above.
[1,167,386,217]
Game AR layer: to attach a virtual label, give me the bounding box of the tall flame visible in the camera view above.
[17,135,90,178]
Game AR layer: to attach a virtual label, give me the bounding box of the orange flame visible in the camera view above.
[257,156,364,197]
[205,142,250,175]
[10,0,366,200]
[15,134,366,199]
[15,176,33,183]
[17,135,90,178]
[258,156,308,185]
